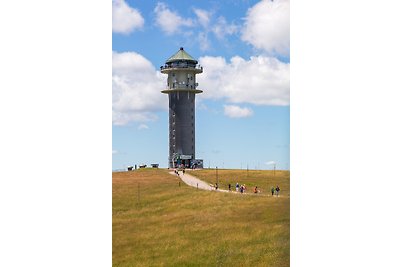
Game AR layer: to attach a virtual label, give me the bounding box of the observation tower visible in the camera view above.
[160,47,203,168]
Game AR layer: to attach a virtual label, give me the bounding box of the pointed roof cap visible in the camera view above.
[166,47,198,64]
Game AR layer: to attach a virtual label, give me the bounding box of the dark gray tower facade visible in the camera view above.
[161,48,203,168]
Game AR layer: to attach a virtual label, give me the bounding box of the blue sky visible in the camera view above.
[112,0,290,170]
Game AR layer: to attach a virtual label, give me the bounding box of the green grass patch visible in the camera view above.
[113,168,289,266]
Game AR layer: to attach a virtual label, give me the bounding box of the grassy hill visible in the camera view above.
[113,168,290,266]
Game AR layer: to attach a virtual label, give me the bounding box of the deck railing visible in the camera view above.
[160,64,203,71]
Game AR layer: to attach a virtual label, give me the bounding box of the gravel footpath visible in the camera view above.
[169,170,289,198]
[168,170,239,194]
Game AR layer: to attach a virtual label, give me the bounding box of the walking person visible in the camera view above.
[254,186,258,193]
[228,183,231,191]
[215,183,218,190]
[275,185,280,197]
[236,183,239,192]
[271,186,275,196]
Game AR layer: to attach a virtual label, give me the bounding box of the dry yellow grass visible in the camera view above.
[113,168,289,266]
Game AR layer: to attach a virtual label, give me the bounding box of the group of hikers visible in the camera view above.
[174,168,281,196]
[222,183,281,196]
[271,185,281,196]
[216,182,248,193]
[235,183,247,193]
[174,168,185,176]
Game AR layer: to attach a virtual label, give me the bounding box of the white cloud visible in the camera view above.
[241,0,289,56]
[197,55,289,106]
[224,105,253,118]
[193,8,211,28]
[193,8,213,51]
[112,0,144,34]
[112,51,167,125]
[112,150,118,154]
[212,16,238,39]
[266,161,276,165]
[154,2,193,35]
[138,124,149,130]
[198,32,211,51]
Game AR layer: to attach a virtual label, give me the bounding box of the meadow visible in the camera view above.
[113,168,290,266]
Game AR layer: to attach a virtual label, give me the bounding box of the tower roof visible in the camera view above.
[166,47,198,64]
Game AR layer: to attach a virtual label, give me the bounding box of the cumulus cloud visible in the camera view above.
[112,0,144,34]
[224,105,253,118]
[112,51,167,125]
[241,0,289,56]
[154,2,193,35]
[197,55,289,106]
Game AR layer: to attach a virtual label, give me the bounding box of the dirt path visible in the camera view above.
[168,170,289,198]
[169,170,250,195]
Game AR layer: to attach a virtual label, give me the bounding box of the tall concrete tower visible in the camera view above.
[161,47,203,168]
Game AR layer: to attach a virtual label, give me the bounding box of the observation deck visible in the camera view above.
[160,63,203,74]
[161,82,203,94]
